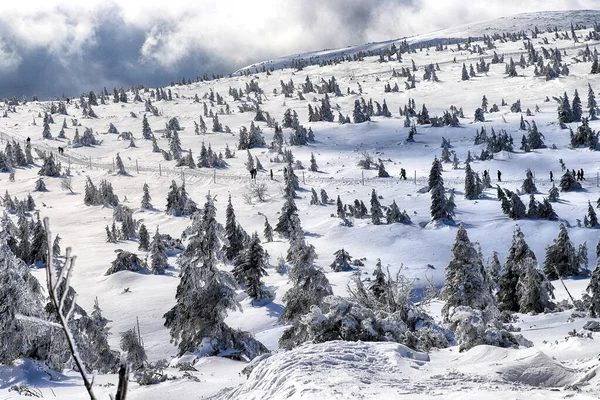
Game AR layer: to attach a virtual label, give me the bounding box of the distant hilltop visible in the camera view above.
[235,9,600,75]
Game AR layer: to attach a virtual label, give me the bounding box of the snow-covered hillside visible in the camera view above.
[236,10,600,74]
[2,9,600,400]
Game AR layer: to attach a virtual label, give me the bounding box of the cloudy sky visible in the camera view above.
[0,0,594,99]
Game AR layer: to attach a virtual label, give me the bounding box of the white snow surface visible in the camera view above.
[2,8,600,400]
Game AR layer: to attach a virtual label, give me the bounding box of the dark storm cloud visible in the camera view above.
[0,7,229,99]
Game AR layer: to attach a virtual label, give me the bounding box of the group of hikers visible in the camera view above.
[249,166,587,185]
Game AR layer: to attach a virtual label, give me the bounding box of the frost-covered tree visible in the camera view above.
[464,162,481,200]
[548,184,559,202]
[497,225,536,312]
[330,248,352,272]
[320,189,329,204]
[263,216,273,242]
[120,326,147,370]
[527,121,544,149]
[115,153,126,175]
[369,259,387,300]
[232,232,271,302]
[461,63,469,80]
[142,114,153,139]
[584,201,599,228]
[559,170,581,192]
[587,240,600,317]
[38,153,61,177]
[544,223,584,279]
[164,196,266,359]
[309,152,318,172]
[370,189,383,225]
[516,258,554,313]
[223,195,246,261]
[377,160,390,177]
[149,227,168,274]
[521,168,537,194]
[428,157,443,191]
[588,83,597,120]
[0,232,48,364]
[310,188,320,205]
[140,183,152,210]
[441,224,493,321]
[572,89,582,122]
[274,196,298,238]
[138,223,149,251]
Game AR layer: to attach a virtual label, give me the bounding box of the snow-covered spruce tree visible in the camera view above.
[320,189,329,204]
[310,188,320,205]
[120,326,147,370]
[441,228,533,351]
[441,224,493,321]
[430,183,453,223]
[138,223,149,251]
[377,159,390,177]
[38,153,61,177]
[72,298,120,373]
[544,223,586,279]
[572,89,582,122]
[516,257,555,314]
[42,119,52,139]
[521,168,537,194]
[0,228,49,364]
[278,234,333,347]
[274,195,298,238]
[585,201,598,228]
[527,121,544,149]
[387,200,411,224]
[487,251,501,292]
[370,189,383,225]
[141,183,152,210]
[309,152,318,172]
[496,225,537,312]
[330,248,352,272]
[223,195,246,262]
[263,216,273,242]
[170,130,182,160]
[166,195,266,359]
[548,184,560,202]
[428,157,443,191]
[35,178,47,192]
[106,250,147,274]
[369,259,387,300]
[149,227,169,274]
[558,91,573,124]
[115,153,126,175]
[30,214,48,265]
[464,162,480,200]
[142,114,152,139]
[587,239,600,317]
[588,83,597,120]
[461,63,469,80]
[232,232,271,303]
[119,206,136,240]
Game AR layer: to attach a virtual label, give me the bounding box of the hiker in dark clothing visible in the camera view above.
[26,137,31,144]
[497,170,502,182]
[250,168,257,179]
[580,169,585,181]
[549,171,553,182]
[400,168,407,180]
[270,169,273,180]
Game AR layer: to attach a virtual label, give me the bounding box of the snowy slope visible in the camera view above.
[2,8,600,400]
[235,10,600,74]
